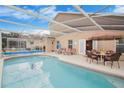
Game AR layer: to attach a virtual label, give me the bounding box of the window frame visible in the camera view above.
[68,40,73,49]
[116,39,124,53]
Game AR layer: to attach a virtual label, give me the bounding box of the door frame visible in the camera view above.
[79,39,86,55]
[92,40,98,50]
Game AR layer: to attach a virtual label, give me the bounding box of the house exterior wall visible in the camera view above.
[97,40,116,52]
[55,33,80,53]
[23,37,55,52]
[46,38,55,52]
[55,32,117,54]
[26,39,43,50]
[26,37,55,52]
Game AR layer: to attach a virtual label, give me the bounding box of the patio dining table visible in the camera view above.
[97,51,114,65]
[92,51,106,65]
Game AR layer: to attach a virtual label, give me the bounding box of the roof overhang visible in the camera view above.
[57,30,124,40]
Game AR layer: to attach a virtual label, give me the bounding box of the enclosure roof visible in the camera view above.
[49,12,124,35]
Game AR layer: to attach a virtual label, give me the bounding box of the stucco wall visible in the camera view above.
[97,40,116,52]
[26,39,43,50]
[46,38,55,52]
[55,34,80,53]
[55,32,117,54]
[26,37,55,52]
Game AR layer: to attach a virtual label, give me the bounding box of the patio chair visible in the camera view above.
[71,48,77,55]
[88,49,100,64]
[57,48,62,54]
[65,48,72,55]
[62,48,66,55]
[54,49,59,54]
[103,53,122,68]
[91,52,100,64]
[86,50,92,63]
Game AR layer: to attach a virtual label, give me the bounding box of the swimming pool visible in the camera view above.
[2,56,124,88]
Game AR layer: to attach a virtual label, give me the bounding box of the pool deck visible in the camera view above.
[47,53,124,79]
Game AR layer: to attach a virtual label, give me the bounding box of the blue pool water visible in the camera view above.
[2,56,124,88]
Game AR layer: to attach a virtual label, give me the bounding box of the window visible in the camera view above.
[9,41,18,48]
[116,39,124,53]
[68,40,73,49]
[2,38,7,49]
[20,41,26,48]
[8,40,26,48]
